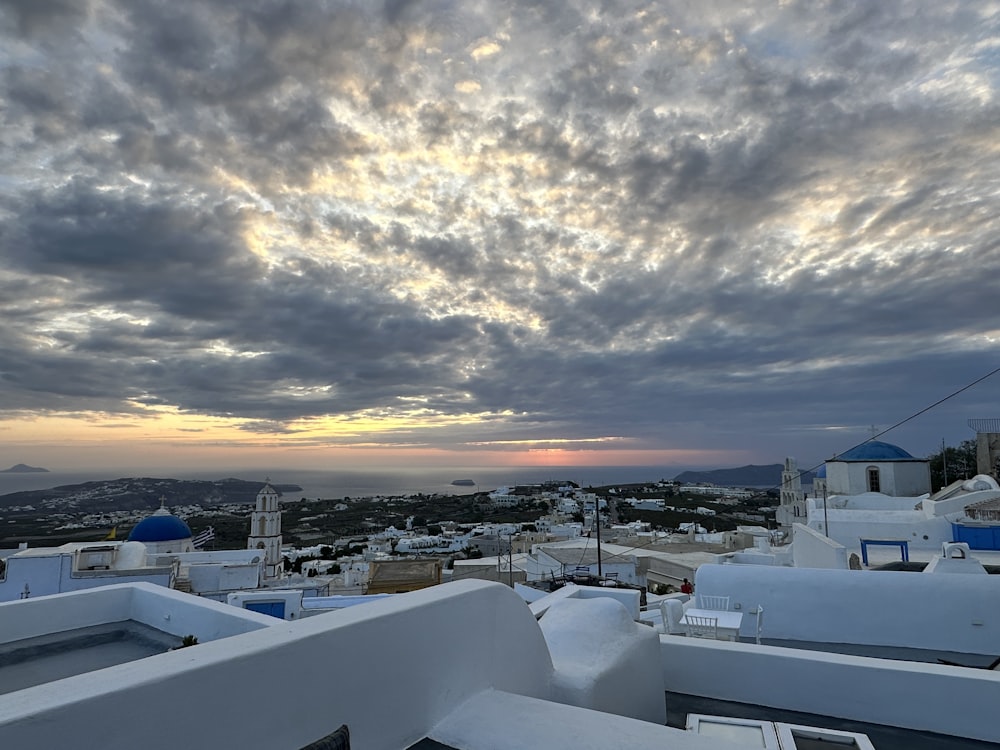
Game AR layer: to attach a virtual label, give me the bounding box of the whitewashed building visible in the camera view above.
[823,440,931,497]
[0,541,174,602]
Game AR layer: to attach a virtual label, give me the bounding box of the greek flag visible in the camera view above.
[192,526,215,548]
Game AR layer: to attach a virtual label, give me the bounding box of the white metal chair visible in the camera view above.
[659,599,686,635]
[698,595,730,611]
[684,614,719,639]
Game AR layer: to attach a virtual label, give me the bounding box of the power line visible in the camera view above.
[846,364,1000,456]
[555,363,1000,565]
[780,364,1000,491]
[364,368,1000,589]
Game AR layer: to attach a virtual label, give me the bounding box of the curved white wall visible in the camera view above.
[540,596,665,724]
[0,580,554,750]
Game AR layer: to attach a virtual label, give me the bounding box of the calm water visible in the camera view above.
[0,465,690,502]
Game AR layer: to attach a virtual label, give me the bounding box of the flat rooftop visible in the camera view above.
[0,621,178,696]
[666,692,997,750]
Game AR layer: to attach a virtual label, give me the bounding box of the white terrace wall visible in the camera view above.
[185,561,261,593]
[0,584,131,644]
[660,637,1000,744]
[0,583,274,646]
[805,507,953,551]
[694,563,1000,654]
[822,494,922,511]
[0,580,555,750]
[790,523,848,569]
[125,583,276,640]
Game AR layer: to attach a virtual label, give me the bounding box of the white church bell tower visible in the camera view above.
[248,479,283,580]
[776,456,806,529]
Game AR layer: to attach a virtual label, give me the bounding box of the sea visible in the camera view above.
[0,465,693,502]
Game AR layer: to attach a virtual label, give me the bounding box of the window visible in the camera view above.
[867,466,881,493]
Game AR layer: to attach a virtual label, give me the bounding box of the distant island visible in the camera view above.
[0,463,49,473]
[451,479,476,487]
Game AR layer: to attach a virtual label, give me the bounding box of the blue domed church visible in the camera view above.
[127,500,195,554]
[824,440,931,497]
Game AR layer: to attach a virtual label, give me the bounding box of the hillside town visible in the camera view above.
[4,432,1000,749]
[0,474,776,602]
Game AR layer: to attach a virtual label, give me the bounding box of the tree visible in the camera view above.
[292,555,318,573]
[927,439,978,491]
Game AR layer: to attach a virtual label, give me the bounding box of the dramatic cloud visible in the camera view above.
[1,0,999,470]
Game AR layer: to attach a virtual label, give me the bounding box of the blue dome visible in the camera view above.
[834,440,915,461]
[815,465,827,478]
[128,512,192,542]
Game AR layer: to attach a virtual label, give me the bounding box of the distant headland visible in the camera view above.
[0,464,50,474]
[0,477,302,512]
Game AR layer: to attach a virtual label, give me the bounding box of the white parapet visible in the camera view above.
[0,580,554,750]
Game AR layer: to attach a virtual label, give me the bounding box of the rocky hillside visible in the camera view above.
[0,477,302,511]
[674,464,814,488]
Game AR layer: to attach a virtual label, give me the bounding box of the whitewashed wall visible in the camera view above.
[806,507,953,550]
[823,494,923,511]
[694,563,1000,654]
[0,580,555,750]
[185,561,261,593]
[0,583,272,646]
[790,523,849,569]
[826,461,930,497]
[0,552,172,602]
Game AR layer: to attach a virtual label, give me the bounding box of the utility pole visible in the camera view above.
[942,438,949,487]
[822,484,829,538]
[508,531,514,588]
[595,502,603,577]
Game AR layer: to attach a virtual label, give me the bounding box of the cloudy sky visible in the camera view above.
[1,0,999,474]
